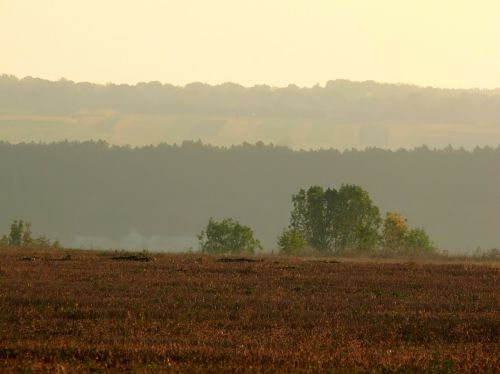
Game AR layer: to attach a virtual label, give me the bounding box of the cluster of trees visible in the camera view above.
[277,185,435,255]
[199,185,435,256]
[0,220,60,248]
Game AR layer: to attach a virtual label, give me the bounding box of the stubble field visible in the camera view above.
[0,248,498,372]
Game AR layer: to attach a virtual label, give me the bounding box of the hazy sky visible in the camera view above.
[1,0,499,88]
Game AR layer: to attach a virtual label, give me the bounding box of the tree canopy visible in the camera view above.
[282,186,436,255]
[287,184,381,253]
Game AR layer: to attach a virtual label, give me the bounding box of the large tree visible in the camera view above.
[288,184,381,253]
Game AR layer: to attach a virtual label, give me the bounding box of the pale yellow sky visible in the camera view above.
[1,0,499,88]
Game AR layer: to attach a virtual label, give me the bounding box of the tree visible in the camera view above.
[382,212,409,251]
[290,186,330,251]
[22,222,33,246]
[332,185,381,252]
[288,184,381,253]
[406,227,436,255]
[198,218,262,254]
[382,212,436,255]
[277,228,307,254]
[9,220,24,246]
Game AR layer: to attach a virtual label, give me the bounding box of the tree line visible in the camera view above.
[0,141,498,251]
[1,75,500,125]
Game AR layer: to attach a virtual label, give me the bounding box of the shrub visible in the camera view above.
[406,227,436,255]
[198,218,262,254]
[277,228,308,255]
[382,212,409,252]
[382,212,436,255]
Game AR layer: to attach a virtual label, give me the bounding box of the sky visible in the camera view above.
[1,0,500,89]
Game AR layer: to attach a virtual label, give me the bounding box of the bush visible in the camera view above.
[406,227,436,255]
[382,212,409,252]
[277,228,308,255]
[382,212,436,255]
[198,218,262,254]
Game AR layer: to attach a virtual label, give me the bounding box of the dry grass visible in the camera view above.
[0,247,498,372]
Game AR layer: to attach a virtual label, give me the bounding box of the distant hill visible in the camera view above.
[0,141,498,252]
[1,75,500,149]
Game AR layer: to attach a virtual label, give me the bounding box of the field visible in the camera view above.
[3,113,500,150]
[0,248,499,372]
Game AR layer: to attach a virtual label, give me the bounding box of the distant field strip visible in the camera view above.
[2,113,500,149]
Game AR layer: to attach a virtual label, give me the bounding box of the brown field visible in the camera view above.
[0,248,499,373]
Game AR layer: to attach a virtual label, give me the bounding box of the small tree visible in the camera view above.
[9,220,24,246]
[382,212,436,255]
[0,235,8,246]
[277,228,307,254]
[406,227,436,255]
[22,222,33,246]
[382,212,408,252]
[198,218,262,254]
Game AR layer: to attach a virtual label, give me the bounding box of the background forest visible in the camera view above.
[0,140,498,252]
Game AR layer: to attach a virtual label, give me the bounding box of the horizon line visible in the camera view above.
[2,73,499,92]
[1,139,498,154]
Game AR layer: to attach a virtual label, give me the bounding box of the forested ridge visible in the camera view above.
[2,74,500,123]
[0,141,498,251]
[2,75,500,150]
